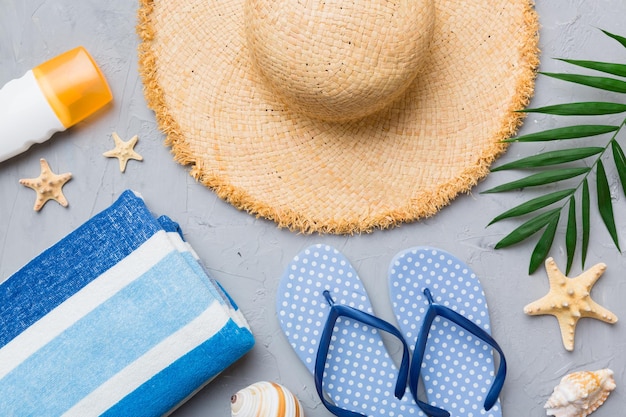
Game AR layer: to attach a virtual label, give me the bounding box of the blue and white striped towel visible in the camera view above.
[0,190,255,417]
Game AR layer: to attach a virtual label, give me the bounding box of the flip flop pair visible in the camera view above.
[276,244,506,417]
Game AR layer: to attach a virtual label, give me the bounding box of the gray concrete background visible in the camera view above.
[2,1,626,416]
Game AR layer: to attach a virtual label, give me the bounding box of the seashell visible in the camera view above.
[231,381,304,417]
[545,368,616,417]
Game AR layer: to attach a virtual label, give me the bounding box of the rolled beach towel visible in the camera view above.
[0,190,254,416]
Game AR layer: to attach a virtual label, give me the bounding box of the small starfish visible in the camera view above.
[103,132,143,172]
[19,158,72,211]
[524,257,618,351]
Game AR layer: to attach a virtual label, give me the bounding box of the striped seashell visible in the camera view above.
[545,368,615,417]
[231,381,304,417]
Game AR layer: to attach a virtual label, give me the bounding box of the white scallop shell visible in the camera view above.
[545,368,616,417]
[231,381,304,417]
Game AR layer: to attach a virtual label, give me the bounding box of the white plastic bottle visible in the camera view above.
[0,46,113,162]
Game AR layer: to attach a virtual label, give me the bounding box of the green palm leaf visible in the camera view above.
[541,72,626,93]
[596,160,621,251]
[558,59,626,78]
[529,214,560,274]
[602,29,626,49]
[495,208,561,250]
[491,147,603,171]
[483,168,590,193]
[611,140,626,196]
[582,179,590,268]
[488,189,575,225]
[487,28,626,274]
[504,124,618,143]
[520,101,626,116]
[565,196,576,275]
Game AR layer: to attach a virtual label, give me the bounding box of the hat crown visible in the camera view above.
[245,0,435,122]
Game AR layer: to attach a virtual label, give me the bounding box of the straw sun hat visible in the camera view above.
[138,0,539,233]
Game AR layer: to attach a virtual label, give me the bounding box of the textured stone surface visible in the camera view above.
[1,1,625,415]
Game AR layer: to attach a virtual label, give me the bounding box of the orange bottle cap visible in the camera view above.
[32,46,113,128]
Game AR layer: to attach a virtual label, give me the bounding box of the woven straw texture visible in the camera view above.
[137,0,540,234]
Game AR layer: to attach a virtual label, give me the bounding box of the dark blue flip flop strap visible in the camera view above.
[410,307,451,417]
[410,289,507,417]
[314,290,411,417]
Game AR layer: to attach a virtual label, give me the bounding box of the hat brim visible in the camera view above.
[137,0,540,234]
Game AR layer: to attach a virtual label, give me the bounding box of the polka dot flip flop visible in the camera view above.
[388,247,507,417]
[277,244,424,417]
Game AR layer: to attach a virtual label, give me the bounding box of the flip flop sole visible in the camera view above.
[277,244,423,416]
[388,247,502,417]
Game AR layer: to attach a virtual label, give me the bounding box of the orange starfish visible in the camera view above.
[524,257,618,351]
[19,158,72,211]
[103,132,143,172]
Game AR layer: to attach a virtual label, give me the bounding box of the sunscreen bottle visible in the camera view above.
[0,46,112,162]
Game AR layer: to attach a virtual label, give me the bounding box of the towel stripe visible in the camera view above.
[0,190,161,348]
[161,231,249,330]
[62,301,230,417]
[165,232,228,307]
[102,319,254,417]
[161,232,252,329]
[0,248,213,416]
[0,231,172,380]
[175,247,250,329]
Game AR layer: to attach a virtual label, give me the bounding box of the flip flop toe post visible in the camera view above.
[277,244,423,417]
[389,247,506,417]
